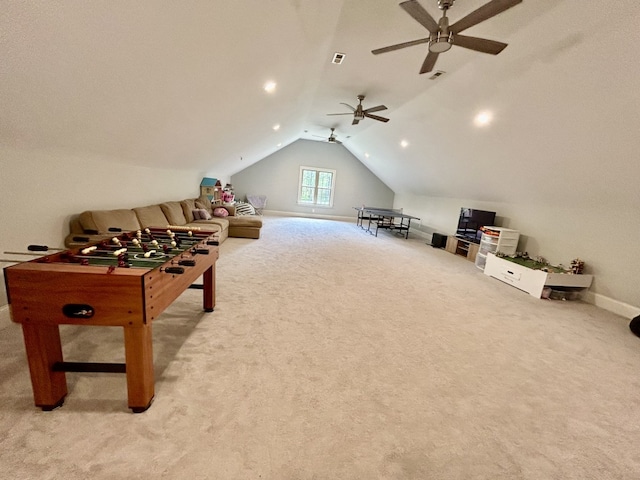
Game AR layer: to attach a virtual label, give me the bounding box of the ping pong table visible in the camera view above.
[353,207,420,239]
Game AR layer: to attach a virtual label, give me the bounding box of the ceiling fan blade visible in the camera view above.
[363,105,387,114]
[450,0,522,34]
[419,51,439,74]
[453,34,508,55]
[400,0,439,33]
[340,103,356,111]
[372,37,430,55]
[352,118,360,125]
[364,113,390,123]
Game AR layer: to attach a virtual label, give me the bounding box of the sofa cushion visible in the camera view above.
[133,204,170,229]
[195,195,214,214]
[160,201,187,226]
[181,198,199,222]
[193,217,230,230]
[90,209,141,233]
[227,215,262,228]
[78,211,99,233]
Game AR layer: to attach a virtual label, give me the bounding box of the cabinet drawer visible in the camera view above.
[499,267,522,283]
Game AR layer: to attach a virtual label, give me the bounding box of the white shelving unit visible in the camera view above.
[475,227,520,271]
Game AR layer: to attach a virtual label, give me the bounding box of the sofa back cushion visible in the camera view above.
[160,201,187,226]
[78,211,99,233]
[89,209,141,233]
[195,195,214,215]
[181,198,199,223]
[133,204,170,229]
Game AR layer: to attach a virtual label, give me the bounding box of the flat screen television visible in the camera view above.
[456,208,496,244]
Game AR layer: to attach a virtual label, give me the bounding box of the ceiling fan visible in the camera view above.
[327,95,389,125]
[313,128,343,144]
[372,0,522,74]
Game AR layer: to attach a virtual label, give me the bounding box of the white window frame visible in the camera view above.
[297,166,336,208]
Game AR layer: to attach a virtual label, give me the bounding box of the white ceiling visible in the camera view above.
[2,0,639,208]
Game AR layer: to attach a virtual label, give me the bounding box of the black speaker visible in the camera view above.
[431,233,447,249]
[630,315,640,338]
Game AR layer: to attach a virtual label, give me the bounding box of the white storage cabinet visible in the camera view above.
[475,227,520,271]
[483,252,593,298]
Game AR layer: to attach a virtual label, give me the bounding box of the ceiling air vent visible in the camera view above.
[429,70,446,80]
[331,52,346,64]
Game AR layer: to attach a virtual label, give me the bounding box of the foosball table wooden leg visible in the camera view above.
[203,265,215,312]
[21,324,68,410]
[123,324,155,413]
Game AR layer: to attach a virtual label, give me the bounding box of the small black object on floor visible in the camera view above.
[431,233,447,249]
[629,315,640,338]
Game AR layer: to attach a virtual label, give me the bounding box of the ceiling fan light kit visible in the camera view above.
[429,31,453,53]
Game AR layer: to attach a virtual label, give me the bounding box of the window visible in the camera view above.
[297,166,336,207]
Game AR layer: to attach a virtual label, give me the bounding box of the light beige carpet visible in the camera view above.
[1,215,639,479]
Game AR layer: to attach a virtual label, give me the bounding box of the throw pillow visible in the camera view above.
[235,202,255,216]
[192,208,212,220]
[195,198,214,214]
[213,207,229,217]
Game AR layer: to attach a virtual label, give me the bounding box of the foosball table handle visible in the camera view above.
[28,245,50,251]
[163,267,185,274]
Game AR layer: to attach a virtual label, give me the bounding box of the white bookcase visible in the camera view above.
[475,227,520,271]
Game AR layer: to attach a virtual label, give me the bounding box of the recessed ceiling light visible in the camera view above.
[277,143,282,147]
[400,140,409,148]
[273,124,280,131]
[263,81,276,93]
[474,111,493,127]
[365,153,370,158]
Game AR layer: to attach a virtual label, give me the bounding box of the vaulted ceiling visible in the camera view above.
[2,1,639,208]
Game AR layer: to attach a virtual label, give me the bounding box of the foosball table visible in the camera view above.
[3,226,219,413]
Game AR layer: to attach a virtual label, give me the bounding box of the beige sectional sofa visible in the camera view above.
[65,195,262,248]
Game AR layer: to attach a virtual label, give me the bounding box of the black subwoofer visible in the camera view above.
[431,233,447,249]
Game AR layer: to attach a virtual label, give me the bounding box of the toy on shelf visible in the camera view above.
[571,258,585,274]
[222,183,235,204]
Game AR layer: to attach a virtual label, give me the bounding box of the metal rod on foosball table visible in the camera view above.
[4,244,65,256]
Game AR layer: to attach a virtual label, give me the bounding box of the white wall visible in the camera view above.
[0,145,207,306]
[395,193,640,316]
[231,139,394,217]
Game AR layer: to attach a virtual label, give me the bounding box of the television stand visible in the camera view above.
[445,236,479,262]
